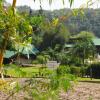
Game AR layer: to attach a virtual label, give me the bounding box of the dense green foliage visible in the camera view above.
[87,63,100,79]
[3,64,76,100]
[71,31,95,65]
[1,0,98,100]
[0,4,32,51]
[57,65,88,77]
[57,65,71,76]
[27,15,69,51]
[17,7,100,37]
[70,66,81,76]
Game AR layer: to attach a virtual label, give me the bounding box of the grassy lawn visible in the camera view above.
[5,66,45,77]
[77,77,100,83]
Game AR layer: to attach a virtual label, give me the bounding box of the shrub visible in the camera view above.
[37,55,45,64]
[87,63,100,78]
[36,55,49,64]
[40,69,54,77]
[70,66,81,77]
[32,60,39,64]
[80,66,88,77]
[56,65,70,76]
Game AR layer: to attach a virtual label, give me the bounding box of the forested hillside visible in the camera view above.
[17,6,100,37]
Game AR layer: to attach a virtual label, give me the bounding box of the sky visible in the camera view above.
[6,0,100,10]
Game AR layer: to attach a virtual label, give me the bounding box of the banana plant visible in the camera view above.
[14,37,34,59]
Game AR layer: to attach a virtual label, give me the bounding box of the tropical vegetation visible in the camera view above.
[0,0,100,100]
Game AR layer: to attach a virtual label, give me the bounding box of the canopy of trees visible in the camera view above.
[16,6,100,37]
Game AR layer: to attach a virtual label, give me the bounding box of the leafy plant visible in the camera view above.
[70,66,81,77]
[57,65,71,76]
[0,1,32,79]
[2,68,76,100]
[87,63,100,78]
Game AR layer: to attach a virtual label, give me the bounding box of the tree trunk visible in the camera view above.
[0,32,9,79]
[0,0,17,79]
[12,0,17,8]
[0,51,4,79]
[12,0,17,14]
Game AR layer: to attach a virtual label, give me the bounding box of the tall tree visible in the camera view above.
[72,31,95,65]
[39,18,70,51]
[0,0,32,79]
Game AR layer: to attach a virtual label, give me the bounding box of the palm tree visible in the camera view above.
[72,31,95,65]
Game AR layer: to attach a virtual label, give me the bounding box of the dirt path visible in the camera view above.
[60,82,100,100]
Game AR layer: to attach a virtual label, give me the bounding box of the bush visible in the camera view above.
[35,55,49,65]
[87,63,100,78]
[32,60,39,64]
[57,65,88,77]
[40,69,54,77]
[80,66,88,77]
[37,55,46,64]
[57,65,70,76]
[70,66,81,77]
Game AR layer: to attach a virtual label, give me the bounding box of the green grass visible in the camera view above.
[77,77,100,83]
[5,67,43,77]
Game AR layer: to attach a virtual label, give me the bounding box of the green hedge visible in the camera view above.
[57,65,88,77]
[70,66,81,77]
[87,63,100,79]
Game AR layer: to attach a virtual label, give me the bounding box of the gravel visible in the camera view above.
[60,82,100,100]
[0,79,100,100]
